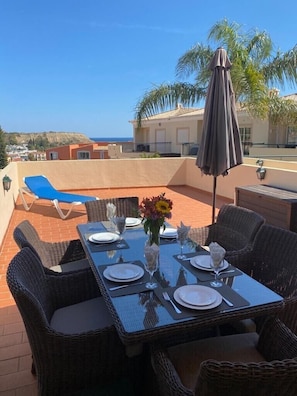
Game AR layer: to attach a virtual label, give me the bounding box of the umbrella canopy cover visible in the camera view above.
[196,47,243,177]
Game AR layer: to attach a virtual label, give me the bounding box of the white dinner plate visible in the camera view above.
[177,285,217,306]
[190,255,229,272]
[160,227,177,239]
[125,217,142,227]
[103,264,144,283]
[89,232,119,244]
[174,286,222,310]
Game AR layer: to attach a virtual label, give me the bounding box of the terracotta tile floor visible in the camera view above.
[0,185,231,395]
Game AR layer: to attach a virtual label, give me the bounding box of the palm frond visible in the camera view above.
[176,44,213,82]
[245,31,273,63]
[262,45,297,88]
[134,83,206,127]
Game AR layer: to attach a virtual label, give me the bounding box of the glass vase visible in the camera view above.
[147,221,161,246]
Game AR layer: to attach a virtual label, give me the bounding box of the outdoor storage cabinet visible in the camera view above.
[235,184,297,232]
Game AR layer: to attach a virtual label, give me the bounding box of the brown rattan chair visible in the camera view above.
[150,317,297,396]
[85,196,139,222]
[13,220,90,273]
[6,247,138,395]
[188,204,265,269]
[244,224,297,335]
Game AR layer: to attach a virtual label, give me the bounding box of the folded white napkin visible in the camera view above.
[106,203,116,219]
[177,221,191,241]
[209,242,226,263]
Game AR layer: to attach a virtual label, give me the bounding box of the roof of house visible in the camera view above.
[131,93,297,125]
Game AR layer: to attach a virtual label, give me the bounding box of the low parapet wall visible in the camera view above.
[2,156,297,247]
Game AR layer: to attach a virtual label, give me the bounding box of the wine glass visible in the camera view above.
[144,245,159,289]
[177,229,187,260]
[115,216,126,248]
[209,254,224,287]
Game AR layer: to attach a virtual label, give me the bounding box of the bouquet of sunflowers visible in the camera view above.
[138,193,173,245]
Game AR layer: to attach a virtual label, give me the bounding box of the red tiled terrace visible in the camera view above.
[0,185,231,395]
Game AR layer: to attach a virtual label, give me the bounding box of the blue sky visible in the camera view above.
[1,0,296,138]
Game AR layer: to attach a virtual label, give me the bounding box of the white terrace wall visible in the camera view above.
[0,162,19,249]
[2,157,297,248]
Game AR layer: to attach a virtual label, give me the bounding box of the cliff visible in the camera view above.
[7,131,94,145]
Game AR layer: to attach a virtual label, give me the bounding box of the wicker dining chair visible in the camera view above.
[244,223,297,335]
[6,247,139,395]
[85,196,139,222]
[150,317,297,396]
[13,219,90,273]
[188,204,265,269]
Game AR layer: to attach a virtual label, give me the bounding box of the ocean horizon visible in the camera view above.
[90,137,133,142]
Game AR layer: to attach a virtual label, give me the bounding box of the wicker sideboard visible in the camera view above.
[235,184,297,232]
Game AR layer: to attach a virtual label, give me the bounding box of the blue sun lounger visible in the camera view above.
[19,175,99,219]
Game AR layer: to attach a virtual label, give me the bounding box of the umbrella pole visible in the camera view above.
[212,176,217,223]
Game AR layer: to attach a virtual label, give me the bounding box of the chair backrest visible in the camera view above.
[13,220,52,268]
[251,223,297,333]
[216,204,265,243]
[251,223,297,298]
[85,196,139,222]
[6,248,54,330]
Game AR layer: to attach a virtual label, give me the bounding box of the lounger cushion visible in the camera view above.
[24,175,97,203]
[50,297,113,333]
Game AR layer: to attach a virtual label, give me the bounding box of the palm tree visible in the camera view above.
[135,19,297,127]
[0,126,8,169]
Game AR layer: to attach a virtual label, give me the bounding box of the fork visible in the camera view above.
[162,291,182,314]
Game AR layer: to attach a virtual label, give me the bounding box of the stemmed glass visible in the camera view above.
[209,256,224,287]
[177,231,187,259]
[144,244,159,289]
[209,242,226,287]
[209,245,225,287]
[177,227,190,260]
[115,216,126,248]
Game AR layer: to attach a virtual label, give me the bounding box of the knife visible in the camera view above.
[109,281,146,291]
[222,296,234,307]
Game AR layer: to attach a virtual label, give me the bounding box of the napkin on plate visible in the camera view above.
[209,242,226,264]
[106,202,117,219]
[177,221,191,241]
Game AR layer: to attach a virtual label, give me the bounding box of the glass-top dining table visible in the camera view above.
[77,221,284,356]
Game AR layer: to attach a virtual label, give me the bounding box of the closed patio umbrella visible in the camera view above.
[196,47,243,223]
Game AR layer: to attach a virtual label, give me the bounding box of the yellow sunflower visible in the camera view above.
[156,200,171,214]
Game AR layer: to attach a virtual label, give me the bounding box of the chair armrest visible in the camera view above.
[188,226,211,246]
[47,268,101,309]
[258,317,297,359]
[278,297,297,335]
[48,239,86,265]
[189,225,253,272]
[150,344,194,396]
[196,357,297,395]
[197,318,297,393]
[224,245,254,272]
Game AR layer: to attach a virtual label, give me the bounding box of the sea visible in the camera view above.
[91,137,133,143]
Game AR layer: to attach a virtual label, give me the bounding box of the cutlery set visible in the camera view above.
[109,281,146,291]
[108,260,235,309]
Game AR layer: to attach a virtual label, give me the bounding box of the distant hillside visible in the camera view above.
[6,131,94,146]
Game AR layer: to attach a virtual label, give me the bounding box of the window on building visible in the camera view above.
[287,126,297,144]
[49,152,58,160]
[239,127,252,144]
[239,127,252,155]
[77,151,90,159]
[177,128,189,144]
